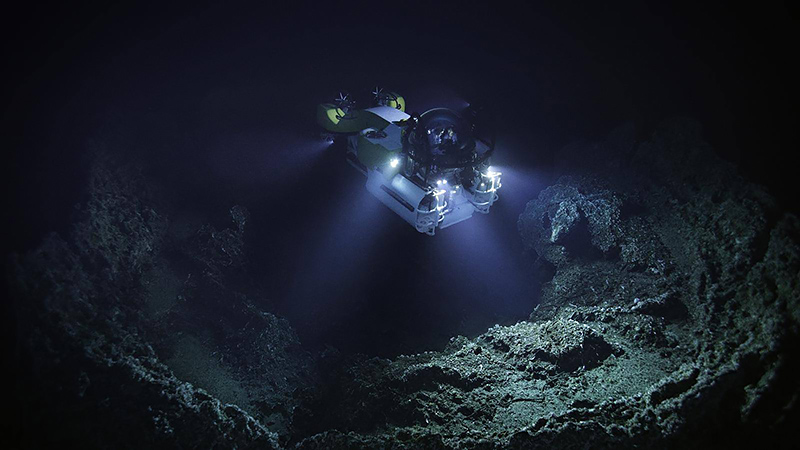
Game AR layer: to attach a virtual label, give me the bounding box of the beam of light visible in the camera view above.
[411,158,555,337]
[422,211,538,337]
[205,129,334,188]
[283,178,394,337]
[484,164,553,214]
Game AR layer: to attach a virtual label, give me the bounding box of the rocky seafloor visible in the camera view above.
[8,118,799,448]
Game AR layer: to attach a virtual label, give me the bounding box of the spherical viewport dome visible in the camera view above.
[408,108,481,168]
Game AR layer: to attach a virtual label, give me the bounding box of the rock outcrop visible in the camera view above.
[9,152,296,448]
[292,119,799,448]
[9,119,799,448]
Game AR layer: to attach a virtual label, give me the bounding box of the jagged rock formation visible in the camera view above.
[292,119,799,448]
[9,151,301,448]
[9,118,799,449]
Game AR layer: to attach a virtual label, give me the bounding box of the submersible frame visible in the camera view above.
[316,89,502,235]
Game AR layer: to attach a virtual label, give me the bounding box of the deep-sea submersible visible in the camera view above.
[316,88,502,235]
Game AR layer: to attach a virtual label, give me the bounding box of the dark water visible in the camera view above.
[4,1,795,356]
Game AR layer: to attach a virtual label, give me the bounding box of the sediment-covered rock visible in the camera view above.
[10,118,799,448]
[291,119,799,448]
[518,178,624,267]
[9,153,299,448]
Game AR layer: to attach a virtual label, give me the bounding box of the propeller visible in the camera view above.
[333,92,355,116]
[372,86,384,102]
[372,86,399,108]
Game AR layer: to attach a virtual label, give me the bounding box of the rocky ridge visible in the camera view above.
[292,119,800,448]
[9,119,799,448]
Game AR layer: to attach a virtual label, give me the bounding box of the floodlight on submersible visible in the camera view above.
[315,89,501,235]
